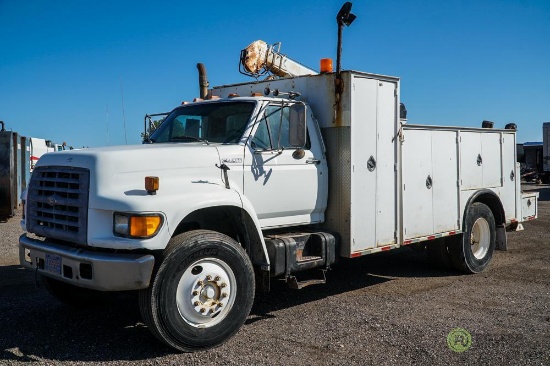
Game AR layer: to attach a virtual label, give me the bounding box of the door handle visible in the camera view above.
[367,156,376,172]
[426,175,433,189]
[306,158,321,165]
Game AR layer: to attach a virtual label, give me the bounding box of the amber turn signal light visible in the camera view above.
[130,216,162,237]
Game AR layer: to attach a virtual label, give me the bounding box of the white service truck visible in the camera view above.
[29,137,67,173]
[19,40,538,352]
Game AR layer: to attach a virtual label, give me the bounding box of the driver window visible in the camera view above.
[251,105,293,150]
[252,119,271,149]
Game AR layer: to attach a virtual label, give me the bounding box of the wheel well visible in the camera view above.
[173,206,265,265]
[468,191,505,225]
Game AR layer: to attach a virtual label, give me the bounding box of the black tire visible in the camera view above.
[42,276,113,307]
[139,230,255,352]
[426,238,453,270]
[448,202,496,273]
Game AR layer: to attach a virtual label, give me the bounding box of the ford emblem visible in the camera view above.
[46,196,57,206]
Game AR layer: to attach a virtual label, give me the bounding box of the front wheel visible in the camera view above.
[448,202,496,273]
[139,230,255,352]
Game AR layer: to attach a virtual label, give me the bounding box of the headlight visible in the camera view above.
[113,213,163,238]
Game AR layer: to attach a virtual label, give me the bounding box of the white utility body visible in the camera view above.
[19,55,537,353]
[212,70,535,256]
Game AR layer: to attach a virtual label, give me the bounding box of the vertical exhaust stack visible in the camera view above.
[197,63,209,99]
[0,121,5,131]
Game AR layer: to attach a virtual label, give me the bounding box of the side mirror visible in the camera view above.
[288,103,307,147]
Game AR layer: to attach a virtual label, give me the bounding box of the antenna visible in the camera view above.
[119,76,128,145]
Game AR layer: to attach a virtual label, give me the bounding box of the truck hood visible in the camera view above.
[34,143,228,209]
[36,143,222,174]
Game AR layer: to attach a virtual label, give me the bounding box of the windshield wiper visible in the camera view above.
[172,135,209,144]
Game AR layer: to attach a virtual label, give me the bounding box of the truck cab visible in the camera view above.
[147,97,329,229]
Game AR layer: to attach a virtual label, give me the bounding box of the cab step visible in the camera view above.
[286,269,328,289]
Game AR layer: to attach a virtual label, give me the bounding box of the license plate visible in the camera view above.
[45,253,62,275]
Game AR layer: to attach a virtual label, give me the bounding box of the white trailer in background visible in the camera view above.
[29,138,54,173]
[29,138,68,173]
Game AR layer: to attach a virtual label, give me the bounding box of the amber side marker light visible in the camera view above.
[320,58,333,73]
[145,176,159,195]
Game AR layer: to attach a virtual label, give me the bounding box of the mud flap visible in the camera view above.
[495,225,507,251]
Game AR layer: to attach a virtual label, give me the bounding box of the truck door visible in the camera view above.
[402,128,459,239]
[243,103,328,228]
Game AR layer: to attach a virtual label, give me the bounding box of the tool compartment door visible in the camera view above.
[402,128,459,240]
[402,129,433,239]
[349,76,397,252]
[431,130,459,233]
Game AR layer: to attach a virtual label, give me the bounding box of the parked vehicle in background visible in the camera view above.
[541,122,550,183]
[0,121,68,219]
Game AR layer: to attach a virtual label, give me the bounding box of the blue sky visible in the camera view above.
[1,0,549,147]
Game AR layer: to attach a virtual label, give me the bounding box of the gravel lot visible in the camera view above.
[1,185,549,365]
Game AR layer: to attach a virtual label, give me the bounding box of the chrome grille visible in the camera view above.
[27,166,89,245]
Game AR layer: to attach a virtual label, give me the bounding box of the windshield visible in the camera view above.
[149,101,255,144]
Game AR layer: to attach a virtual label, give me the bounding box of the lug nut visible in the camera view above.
[200,308,206,313]
[206,275,212,281]
[194,301,200,306]
[197,280,204,286]
[221,292,228,298]
[214,276,221,281]
[218,302,223,307]
[220,283,227,288]
[192,290,199,296]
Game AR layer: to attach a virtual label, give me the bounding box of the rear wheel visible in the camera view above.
[139,230,255,352]
[448,202,496,273]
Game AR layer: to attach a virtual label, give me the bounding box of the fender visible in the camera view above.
[462,188,507,250]
[87,180,267,253]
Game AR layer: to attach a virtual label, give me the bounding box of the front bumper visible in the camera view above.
[19,234,155,291]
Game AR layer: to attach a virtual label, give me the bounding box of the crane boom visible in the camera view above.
[240,40,317,78]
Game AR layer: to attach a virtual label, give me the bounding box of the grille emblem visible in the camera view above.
[46,196,57,206]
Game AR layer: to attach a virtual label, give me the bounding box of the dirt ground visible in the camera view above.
[1,185,549,365]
